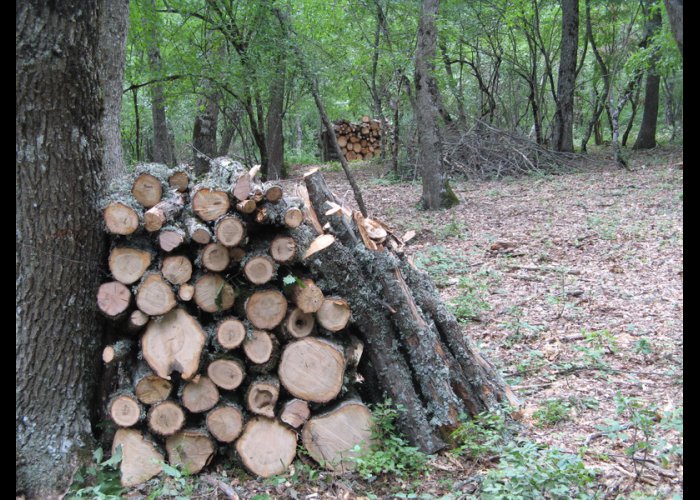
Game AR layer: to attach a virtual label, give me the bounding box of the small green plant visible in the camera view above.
[480,439,596,499]
[515,350,546,375]
[571,328,618,370]
[351,400,428,479]
[66,446,125,499]
[146,460,195,499]
[449,276,490,323]
[533,399,572,427]
[450,410,507,461]
[596,394,683,481]
[633,337,654,356]
[435,220,468,240]
[414,246,472,287]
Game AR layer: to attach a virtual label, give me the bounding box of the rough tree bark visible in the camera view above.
[193,89,220,176]
[99,0,130,181]
[265,58,286,180]
[552,0,579,152]
[414,0,458,210]
[633,1,663,150]
[17,1,109,496]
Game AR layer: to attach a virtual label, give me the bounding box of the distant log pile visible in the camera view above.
[98,157,514,487]
[320,116,385,162]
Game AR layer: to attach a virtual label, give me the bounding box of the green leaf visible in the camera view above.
[102,445,122,468]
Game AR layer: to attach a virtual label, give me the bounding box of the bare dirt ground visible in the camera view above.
[129,146,683,499]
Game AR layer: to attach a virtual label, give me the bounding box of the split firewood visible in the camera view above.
[166,429,215,475]
[112,429,163,487]
[279,399,310,429]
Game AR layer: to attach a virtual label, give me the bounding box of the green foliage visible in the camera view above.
[434,220,468,241]
[533,399,572,427]
[449,275,491,323]
[66,446,125,499]
[480,439,597,499]
[351,400,428,480]
[450,410,507,461]
[414,245,472,287]
[145,460,195,499]
[633,337,654,356]
[571,328,618,369]
[596,394,683,473]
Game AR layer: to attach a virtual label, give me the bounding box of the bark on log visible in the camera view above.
[185,215,213,245]
[144,192,185,232]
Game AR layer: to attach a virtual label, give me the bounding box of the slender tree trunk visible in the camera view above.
[266,59,286,180]
[664,0,683,57]
[192,89,220,176]
[414,0,459,210]
[218,108,239,157]
[295,115,303,153]
[99,0,130,182]
[145,0,175,165]
[552,0,579,152]
[633,2,662,150]
[132,88,141,161]
[622,84,642,146]
[17,1,108,496]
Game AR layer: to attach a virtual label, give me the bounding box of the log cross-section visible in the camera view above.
[278,337,345,403]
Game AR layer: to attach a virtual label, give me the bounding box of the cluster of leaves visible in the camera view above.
[351,400,428,480]
[532,398,572,427]
[450,275,491,323]
[66,447,124,500]
[450,410,507,461]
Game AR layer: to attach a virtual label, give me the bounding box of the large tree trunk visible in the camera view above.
[192,90,220,176]
[16,1,107,496]
[633,2,663,150]
[99,0,130,182]
[413,0,459,210]
[265,59,286,180]
[664,0,683,57]
[552,0,579,152]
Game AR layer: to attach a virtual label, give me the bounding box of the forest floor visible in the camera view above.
[130,145,683,499]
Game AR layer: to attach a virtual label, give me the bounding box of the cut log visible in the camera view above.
[232,172,252,201]
[192,187,230,222]
[168,170,189,192]
[284,207,304,228]
[135,273,176,316]
[158,227,186,252]
[206,404,245,443]
[181,376,220,413]
[278,337,345,403]
[132,173,163,208]
[103,202,140,235]
[102,340,134,365]
[215,318,247,350]
[254,199,305,228]
[229,246,247,262]
[302,234,336,260]
[109,393,142,427]
[301,400,374,472]
[166,430,215,475]
[337,135,348,147]
[193,273,236,313]
[126,309,150,333]
[289,278,324,313]
[135,373,173,405]
[263,184,284,203]
[270,235,297,263]
[161,255,193,285]
[141,308,206,380]
[178,283,195,302]
[244,290,287,330]
[144,193,185,232]
[185,216,212,244]
[282,307,315,339]
[243,255,276,285]
[215,216,246,247]
[108,247,152,285]
[207,357,246,391]
[242,329,277,365]
[245,377,280,418]
[236,199,257,214]
[201,243,231,272]
[316,297,351,332]
[147,400,186,436]
[112,429,164,487]
[235,417,297,478]
[97,281,131,319]
[279,399,310,429]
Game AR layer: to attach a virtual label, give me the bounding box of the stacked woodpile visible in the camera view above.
[320,115,384,162]
[98,159,376,486]
[98,156,515,488]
